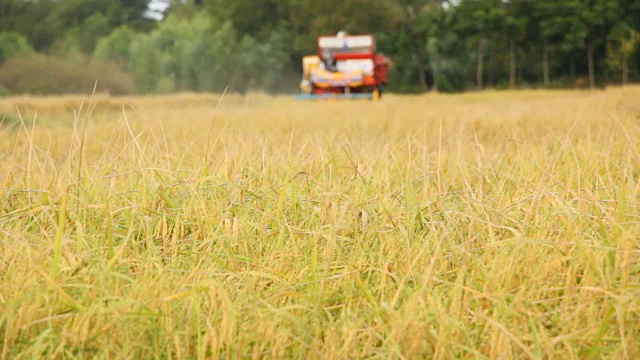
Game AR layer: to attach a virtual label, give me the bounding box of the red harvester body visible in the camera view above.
[297,32,391,100]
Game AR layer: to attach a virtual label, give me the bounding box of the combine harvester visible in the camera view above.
[296,32,391,100]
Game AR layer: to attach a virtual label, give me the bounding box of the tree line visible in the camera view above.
[0,0,638,95]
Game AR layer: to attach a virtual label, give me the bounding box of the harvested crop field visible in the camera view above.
[1,87,640,359]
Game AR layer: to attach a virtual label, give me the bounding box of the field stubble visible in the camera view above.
[1,88,640,359]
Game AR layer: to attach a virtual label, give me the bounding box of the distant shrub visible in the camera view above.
[93,26,136,71]
[0,54,135,95]
[0,32,34,64]
[435,75,456,93]
[128,13,289,94]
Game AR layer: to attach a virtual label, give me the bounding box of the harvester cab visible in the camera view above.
[297,32,391,100]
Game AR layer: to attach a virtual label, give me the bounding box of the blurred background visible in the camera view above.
[0,0,638,96]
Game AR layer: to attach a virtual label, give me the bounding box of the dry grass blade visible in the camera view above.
[1,87,639,359]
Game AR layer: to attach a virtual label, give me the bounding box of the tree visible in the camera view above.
[0,0,57,51]
[390,0,433,91]
[127,10,288,94]
[64,12,111,54]
[607,24,640,85]
[565,0,622,88]
[2,0,640,93]
[49,0,152,31]
[93,26,137,71]
[503,0,528,88]
[531,0,578,86]
[0,0,152,52]
[455,0,507,90]
[424,3,453,92]
[129,13,206,92]
[0,32,34,64]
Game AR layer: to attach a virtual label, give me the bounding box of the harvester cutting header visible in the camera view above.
[297,32,391,100]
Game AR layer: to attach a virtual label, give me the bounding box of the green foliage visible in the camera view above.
[64,12,112,54]
[0,0,639,93]
[129,13,218,93]
[0,32,34,64]
[0,0,57,51]
[0,0,152,51]
[607,23,640,82]
[2,89,640,358]
[48,0,153,32]
[0,54,135,95]
[92,26,137,71]
[129,13,288,94]
[455,0,507,36]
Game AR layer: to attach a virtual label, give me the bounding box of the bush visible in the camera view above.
[434,75,456,93]
[0,32,34,64]
[129,12,289,94]
[0,54,135,95]
[93,26,137,71]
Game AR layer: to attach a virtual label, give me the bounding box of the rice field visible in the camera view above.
[1,87,640,359]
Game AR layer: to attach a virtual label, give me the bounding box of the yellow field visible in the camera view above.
[1,88,639,359]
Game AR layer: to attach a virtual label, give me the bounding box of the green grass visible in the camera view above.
[1,88,639,359]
